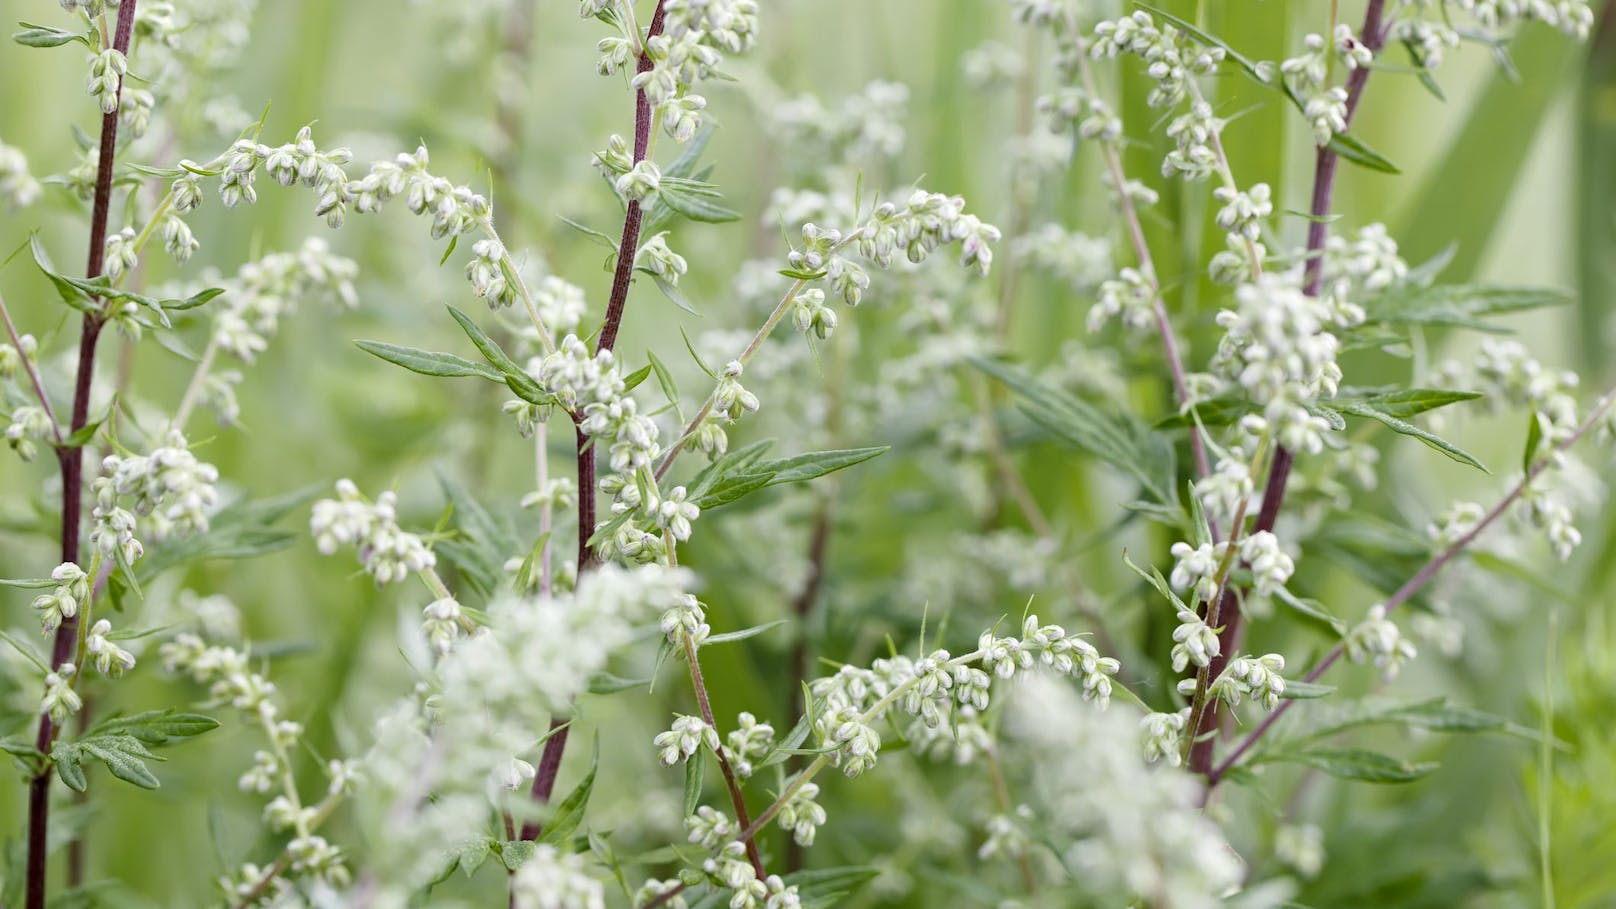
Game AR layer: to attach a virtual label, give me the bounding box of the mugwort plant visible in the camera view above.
[1,0,1611,907]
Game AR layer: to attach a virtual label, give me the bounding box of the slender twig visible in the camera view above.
[524,0,670,836]
[0,293,62,443]
[682,637,767,878]
[654,233,863,483]
[1188,0,1390,776]
[24,5,138,907]
[1205,390,1616,788]
[1073,40,1214,494]
[984,746,1038,895]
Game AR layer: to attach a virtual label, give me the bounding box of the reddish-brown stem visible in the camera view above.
[1187,0,1388,777]
[683,639,766,878]
[784,504,831,872]
[25,5,139,906]
[524,0,668,837]
[1205,390,1615,789]
[595,1,667,358]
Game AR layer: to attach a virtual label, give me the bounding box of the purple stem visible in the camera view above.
[522,0,668,836]
[1188,0,1390,776]
[25,5,139,906]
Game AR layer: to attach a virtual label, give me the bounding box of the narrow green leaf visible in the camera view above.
[1365,284,1573,330]
[539,736,598,847]
[1524,409,1545,472]
[658,180,741,223]
[1280,681,1336,700]
[755,447,890,488]
[682,745,705,817]
[0,629,49,674]
[647,349,680,410]
[587,672,651,695]
[1341,388,1482,420]
[704,620,788,647]
[90,709,220,744]
[781,865,882,901]
[1259,747,1437,783]
[13,22,90,49]
[680,325,716,378]
[622,363,654,393]
[78,734,162,789]
[695,471,774,509]
[0,577,54,589]
[163,287,227,312]
[975,357,1176,504]
[648,273,702,316]
[53,746,87,792]
[355,340,503,381]
[445,305,551,405]
[1335,401,1488,472]
[1326,132,1401,174]
[558,216,620,252]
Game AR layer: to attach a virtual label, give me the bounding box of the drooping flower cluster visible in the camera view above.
[807,615,1118,780]
[209,237,359,364]
[310,479,436,586]
[1343,604,1418,680]
[94,431,221,546]
[162,632,358,895]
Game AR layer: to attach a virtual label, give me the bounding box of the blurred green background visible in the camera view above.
[2,1,1616,906]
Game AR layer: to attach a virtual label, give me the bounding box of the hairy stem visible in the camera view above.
[25,5,138,906]
[1188,0,1389,776]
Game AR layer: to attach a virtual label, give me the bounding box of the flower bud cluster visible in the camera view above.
[4,405,52,462]
[1472,339,1582,464]
[0,140,41,208]
[31,563,89,635]
[1212,273,1345,455]
[1192,652,1288,710]
[96,431,220,544]
[654,714,720,765]
[86,48,128,114]
[1279,31,1356,146]
[41,663,83,724]
[724,711,773,779]
[1138,708,1190,766]
[310,479,436,586]
[1091,13,1227,109]
[85,618,137,677]
[1457,0,1595,39]
[1321,223,1406,315]
[589,0,758,144]
[804,615,1118,779]
[211,237,359,363]
[1343,604,1417,680]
